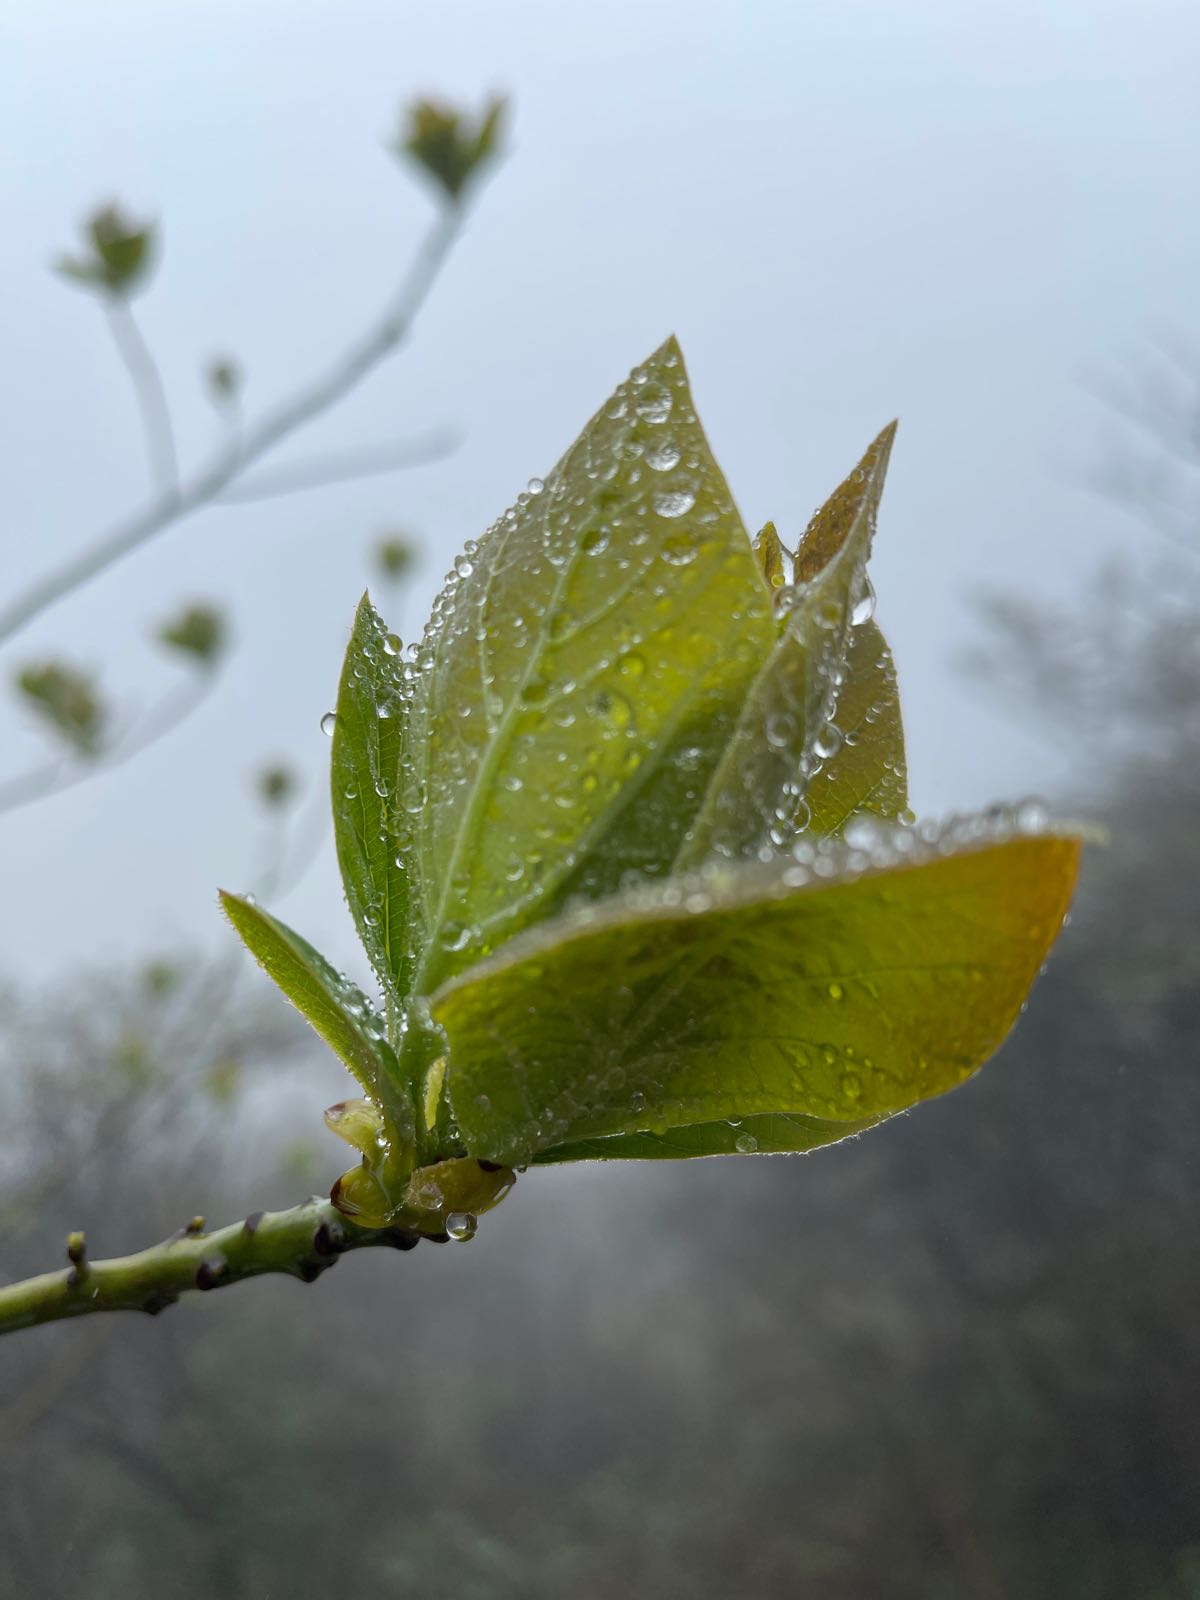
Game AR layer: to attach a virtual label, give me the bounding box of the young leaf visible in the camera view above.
[400,336,775,992]
[430,827,1081,1167]
[220,891,398,1101]
[804,619,907,835]
[677,424,895,867]
[330,595,420,1002]
[532,1111,883,1163]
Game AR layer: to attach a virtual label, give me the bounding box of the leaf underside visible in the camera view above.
[431,833,1081,1167]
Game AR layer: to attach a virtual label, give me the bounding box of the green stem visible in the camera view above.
[0,1198,426,1340]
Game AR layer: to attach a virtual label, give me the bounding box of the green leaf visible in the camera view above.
[15,660,108,755]
[400,336,775,993]
[533,1111,883,1163]
[330,595,419,1003]
[805,619,907,835]
[219,891,398,1101]
[677,424,895,867]
[753,520,788,594]
[430,826,1081,1166]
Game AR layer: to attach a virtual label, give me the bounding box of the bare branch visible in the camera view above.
[104,299,180,495]
[216,426,459,504]
[0,668,217,817]
[0,206,465,650]
[0,1199,424,1338]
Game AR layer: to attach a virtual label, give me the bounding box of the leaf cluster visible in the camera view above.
[224,338,1080,1234]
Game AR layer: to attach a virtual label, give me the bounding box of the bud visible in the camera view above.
[753,520,788,596]
[157,603,226,667]
[206,356,242,403]
[15,660,107,755]
[57,202,157,297]
[256,763,297,809]
[374,534,418,581]
[396,94,507,203]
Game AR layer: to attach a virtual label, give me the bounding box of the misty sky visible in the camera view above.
[1,0,1197,987]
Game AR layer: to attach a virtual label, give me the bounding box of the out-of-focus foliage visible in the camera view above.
[374,534,418,581]
[14,660,108,754]
[398,95,507,202]
[56,203,157,298]
[156,604,226,668]
[0,714,1194,1595]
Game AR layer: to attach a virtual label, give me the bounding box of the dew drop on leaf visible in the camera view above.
[445,1212,477,1242]
[654,489,697,520]
[814,723,845,760]
[320,711,337,736]
[645,441,682,472]
[850,573,876,627]
[734,1131,759,1153]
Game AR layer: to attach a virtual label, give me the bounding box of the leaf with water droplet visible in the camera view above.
[429,831,1081,1166]
[677,424,896,867]
[219,891,402,1113]
[805,619,907,835]
[399,335,774,992]
[331,594,422,1001]
[533,1111,884,1162]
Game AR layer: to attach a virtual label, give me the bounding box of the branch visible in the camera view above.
[0,206,464,650]
[0,1199,424,1338]
[105,299,180,495]
[0,667,216,817]
[216,427,459,503]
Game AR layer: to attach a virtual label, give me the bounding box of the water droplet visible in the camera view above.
[455,555,474,578]
[734,1131,758,1153]
[527,476,545,495]
[382,633,401,656]
[445,1212,477,1242]
[1016,797,1050,834]
[581,526,610,556]
[654,489,696,520]
[635,387,673,424]
[439,923,471,953]
[814,723,845,760]
[645,441,682,472]
[765,711,796,749]
[320,712,337,737]
[850,573,876,627]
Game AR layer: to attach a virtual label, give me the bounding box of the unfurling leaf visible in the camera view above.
[225,335,1082,1231]
[157,603,226,667]
[16,660,108,755]
[219,892,399,1111]
[57,203,156,296]
[397,95,507,203]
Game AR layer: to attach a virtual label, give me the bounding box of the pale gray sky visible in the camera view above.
[2,0,1197,985]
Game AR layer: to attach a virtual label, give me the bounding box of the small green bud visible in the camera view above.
[15,660,107,755]
[157,602,226,667]
[396,94,507,203]
[374,534,418,581]
[256,763,297,809]
[206,356,242,402]
[57,202,157,297]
